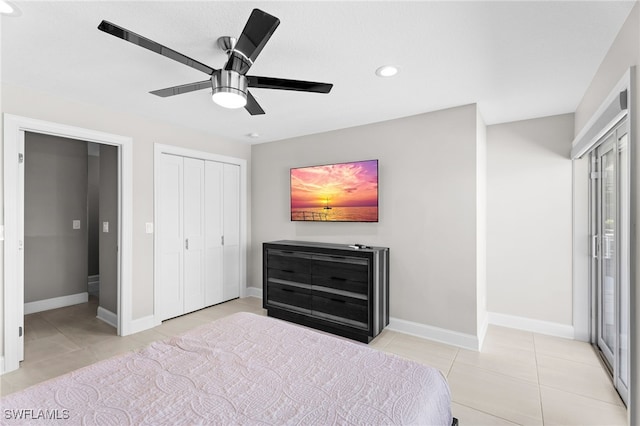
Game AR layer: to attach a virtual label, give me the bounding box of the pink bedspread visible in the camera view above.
[1,312,452,425]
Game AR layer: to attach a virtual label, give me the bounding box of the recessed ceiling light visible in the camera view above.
[375,65,398,78]
[247,132,260,139]
[0,0,20,16]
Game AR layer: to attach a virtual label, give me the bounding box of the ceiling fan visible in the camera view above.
[98,9,333,115]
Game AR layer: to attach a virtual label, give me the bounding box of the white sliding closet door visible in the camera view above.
[223,163,240,300]
[205,161,224,306]
[157,153,241,322]
[157,154,184,320]
[183,158,206,313]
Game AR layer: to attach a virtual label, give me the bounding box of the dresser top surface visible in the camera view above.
[264,240,388,253]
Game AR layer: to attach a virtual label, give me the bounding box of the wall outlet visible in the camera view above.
[145,222,154,234]
[102,221,109,233]
[72,220,81,230]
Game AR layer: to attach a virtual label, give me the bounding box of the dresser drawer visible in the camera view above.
[311,257,369,294]
[267,268,309,285]
[267,282,312,311]
[267,250,311,275]
[311,292,368,325]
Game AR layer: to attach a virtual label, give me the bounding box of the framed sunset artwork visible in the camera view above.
[290,160,379,222]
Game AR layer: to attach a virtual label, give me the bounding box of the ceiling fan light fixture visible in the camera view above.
[211,70,248,109]
[212,90,247,109]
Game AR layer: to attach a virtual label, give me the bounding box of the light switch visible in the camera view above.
[145,222,154,234]
[102,221,109,233]
[73,220,81,230]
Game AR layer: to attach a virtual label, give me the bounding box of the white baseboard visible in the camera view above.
[245,287,263,299]
[388,316,482,351]
[24,292,88,315]
[96,306,117,328]
[128,315,161,335]
[487,312,574,339]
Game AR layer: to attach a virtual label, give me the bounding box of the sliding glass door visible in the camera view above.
[591,118,629,404]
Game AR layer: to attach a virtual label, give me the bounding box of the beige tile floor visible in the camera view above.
[0,297,627,425]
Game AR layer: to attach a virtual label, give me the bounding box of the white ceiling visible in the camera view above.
[1,1,636,144]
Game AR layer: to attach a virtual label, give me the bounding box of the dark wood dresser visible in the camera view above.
[262,240,389,343]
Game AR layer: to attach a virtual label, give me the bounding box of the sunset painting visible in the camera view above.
[290,160,378,222]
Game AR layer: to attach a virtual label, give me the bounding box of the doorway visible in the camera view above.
[590,118,630,404]
[3,114,133,374]
[22,135,118,334]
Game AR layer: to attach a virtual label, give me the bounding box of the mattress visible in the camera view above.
[1,312,453,425]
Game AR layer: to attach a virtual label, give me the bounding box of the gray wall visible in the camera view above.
[87,149,100,277]
[251,104,484,336]
[99,144,118,314]
[487,113,574,325]
[24,132,88,302]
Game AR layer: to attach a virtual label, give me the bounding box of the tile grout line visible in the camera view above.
[535,351,608,368]
[533,333,546,425]
[537,383,627,408]
[451,358,539,385]
[446,347,460,378]
[534,336,626,408]
[452,401,520,425]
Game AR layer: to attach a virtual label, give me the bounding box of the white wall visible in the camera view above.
[486,113,574,326]
[0,16,4,367]
[574,3,639,136]
[572,2,639,422]
[251,104,484,340]
[0,83,250,361]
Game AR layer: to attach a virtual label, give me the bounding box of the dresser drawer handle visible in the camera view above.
[330,298,346,303]
[281,288,294,293]
[331,276,347,281]
[282,269,294,273]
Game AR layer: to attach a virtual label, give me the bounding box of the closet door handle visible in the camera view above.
[185,238,189,250]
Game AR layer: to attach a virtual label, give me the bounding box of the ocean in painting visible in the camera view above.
[291,206,378,222]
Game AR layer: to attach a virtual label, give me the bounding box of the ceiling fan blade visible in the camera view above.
[247,76,333,94]
[98,20,216,76]
[245,91,265,115]
[224,9,280,74]
[150,80,212,97]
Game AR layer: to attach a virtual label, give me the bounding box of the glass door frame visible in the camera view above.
[589,117,630,405]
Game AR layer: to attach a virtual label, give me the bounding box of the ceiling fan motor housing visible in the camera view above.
[211,70,248,107]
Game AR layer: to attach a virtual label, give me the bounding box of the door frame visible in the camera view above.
[590,121,630,404]
[153,143,247,323]
[572,68,633,341]
[3,114,133,374]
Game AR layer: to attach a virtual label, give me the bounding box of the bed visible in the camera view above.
[1,312,454,425]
